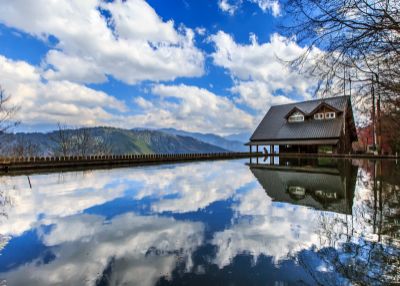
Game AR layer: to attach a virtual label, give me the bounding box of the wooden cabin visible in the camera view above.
[247,96,357,154]
[249,160,358,214]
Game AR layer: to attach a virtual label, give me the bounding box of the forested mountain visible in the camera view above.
[0,127,228,157]
[159,128,247,152]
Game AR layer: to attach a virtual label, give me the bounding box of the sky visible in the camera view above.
[0,0,318,135]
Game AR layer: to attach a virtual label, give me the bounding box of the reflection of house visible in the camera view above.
[247,96,357,154]
[250,162,358,215]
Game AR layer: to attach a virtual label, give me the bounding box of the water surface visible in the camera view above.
[0,158,399,285]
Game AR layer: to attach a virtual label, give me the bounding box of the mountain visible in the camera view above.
[223,132,252,143]
[159,128,247,152]
[0,127,228,157]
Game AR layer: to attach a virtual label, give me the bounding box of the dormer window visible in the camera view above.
[314,113,324,120]
[325,112,335,119]
[288,111,304,122]
[314,112,336,120]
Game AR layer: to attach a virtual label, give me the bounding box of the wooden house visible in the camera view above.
[247,96,357,154]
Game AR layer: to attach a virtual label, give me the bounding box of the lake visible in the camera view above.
[0,158,399,285]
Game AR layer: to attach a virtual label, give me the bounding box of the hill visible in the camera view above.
[159,128,247,152]
[0,127,228,157]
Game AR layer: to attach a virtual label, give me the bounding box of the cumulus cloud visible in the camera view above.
[218,0,280,17]
[0,55,126,127]
[212,186,321,267]
[0,169,130,237]
[210,31,319,112]
[0,0,204,84]
[218,0,242,15]
[250,0,280,16]
[135,160,255,213]
[0,55,254,133]
[130,84,254,135]
[0,160,252,237]
[1,212,204,286]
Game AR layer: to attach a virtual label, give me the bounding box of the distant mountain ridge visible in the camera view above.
[0,127,229,157]
[159,128,247,152]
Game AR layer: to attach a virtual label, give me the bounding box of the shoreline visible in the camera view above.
[0,152,398,175]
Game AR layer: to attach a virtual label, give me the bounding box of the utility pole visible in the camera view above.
[371,77,376,151]
[376,74,382,155]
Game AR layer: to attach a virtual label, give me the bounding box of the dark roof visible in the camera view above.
[250,96,351,142]
[246,139,339,146]
[250,167,354,214]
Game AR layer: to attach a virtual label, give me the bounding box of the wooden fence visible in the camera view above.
[0,152,261,173]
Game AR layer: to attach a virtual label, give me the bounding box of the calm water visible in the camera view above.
[0,158,399,286]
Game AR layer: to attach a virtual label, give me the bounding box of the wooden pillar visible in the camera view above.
[249,145,252,164]
[271,145,274,165]
[256,145,259,164]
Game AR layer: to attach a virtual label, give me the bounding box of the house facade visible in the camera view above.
[247,96,357,154]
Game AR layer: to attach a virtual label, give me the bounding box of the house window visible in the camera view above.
[314,113,324,120]
[288,111,304,122]
[325,112,336,119]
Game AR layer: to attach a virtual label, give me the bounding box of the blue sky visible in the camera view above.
[0,0,317,135]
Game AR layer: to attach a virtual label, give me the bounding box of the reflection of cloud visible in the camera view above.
[0,171,129,237]
[139,161,254,213]
[0,160,252,237]
[211,167,384,270]
[212,186,322,267]
[2,212,204,286]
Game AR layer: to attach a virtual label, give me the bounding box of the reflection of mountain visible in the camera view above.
[250,162,358,214]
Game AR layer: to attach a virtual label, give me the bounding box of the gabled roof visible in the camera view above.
[250,167,354,214]
[284,106,306,119]
[250,96,351,142]
[308,101,342,116]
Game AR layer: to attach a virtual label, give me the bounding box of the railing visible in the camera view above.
[0,152,262,172]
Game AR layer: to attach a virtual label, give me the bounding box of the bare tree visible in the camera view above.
[73,127,112,156]
[51,124,112,157]
[0,85,19,133]
[51,123,74,156]
[281,0,400,99]
[11,136,40,158]
[280,0,400,152]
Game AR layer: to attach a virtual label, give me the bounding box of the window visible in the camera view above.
[314,113,324,120]
[314,112,336,120]
[288,111,304,122]
[325,112,335,119]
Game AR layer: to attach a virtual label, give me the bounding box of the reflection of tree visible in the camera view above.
[0,178,14,219]
[0,178,15,257]
[315,161,400,285]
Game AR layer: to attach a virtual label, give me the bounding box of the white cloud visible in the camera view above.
[210,31,319,112]
[0,55,126,127]
[1,212,204,286]
[129,84,254,135]
[218,0,242,15]
[135,160,255,213]
[212,186,321,267]
[0,170,130,237]
[195,27,207,36]
[0,0,205,84]
[249,0,280,17]
[0,55,254,134]
[0,160,251,237]
[231,81,293,112]
[218,0,280,16]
